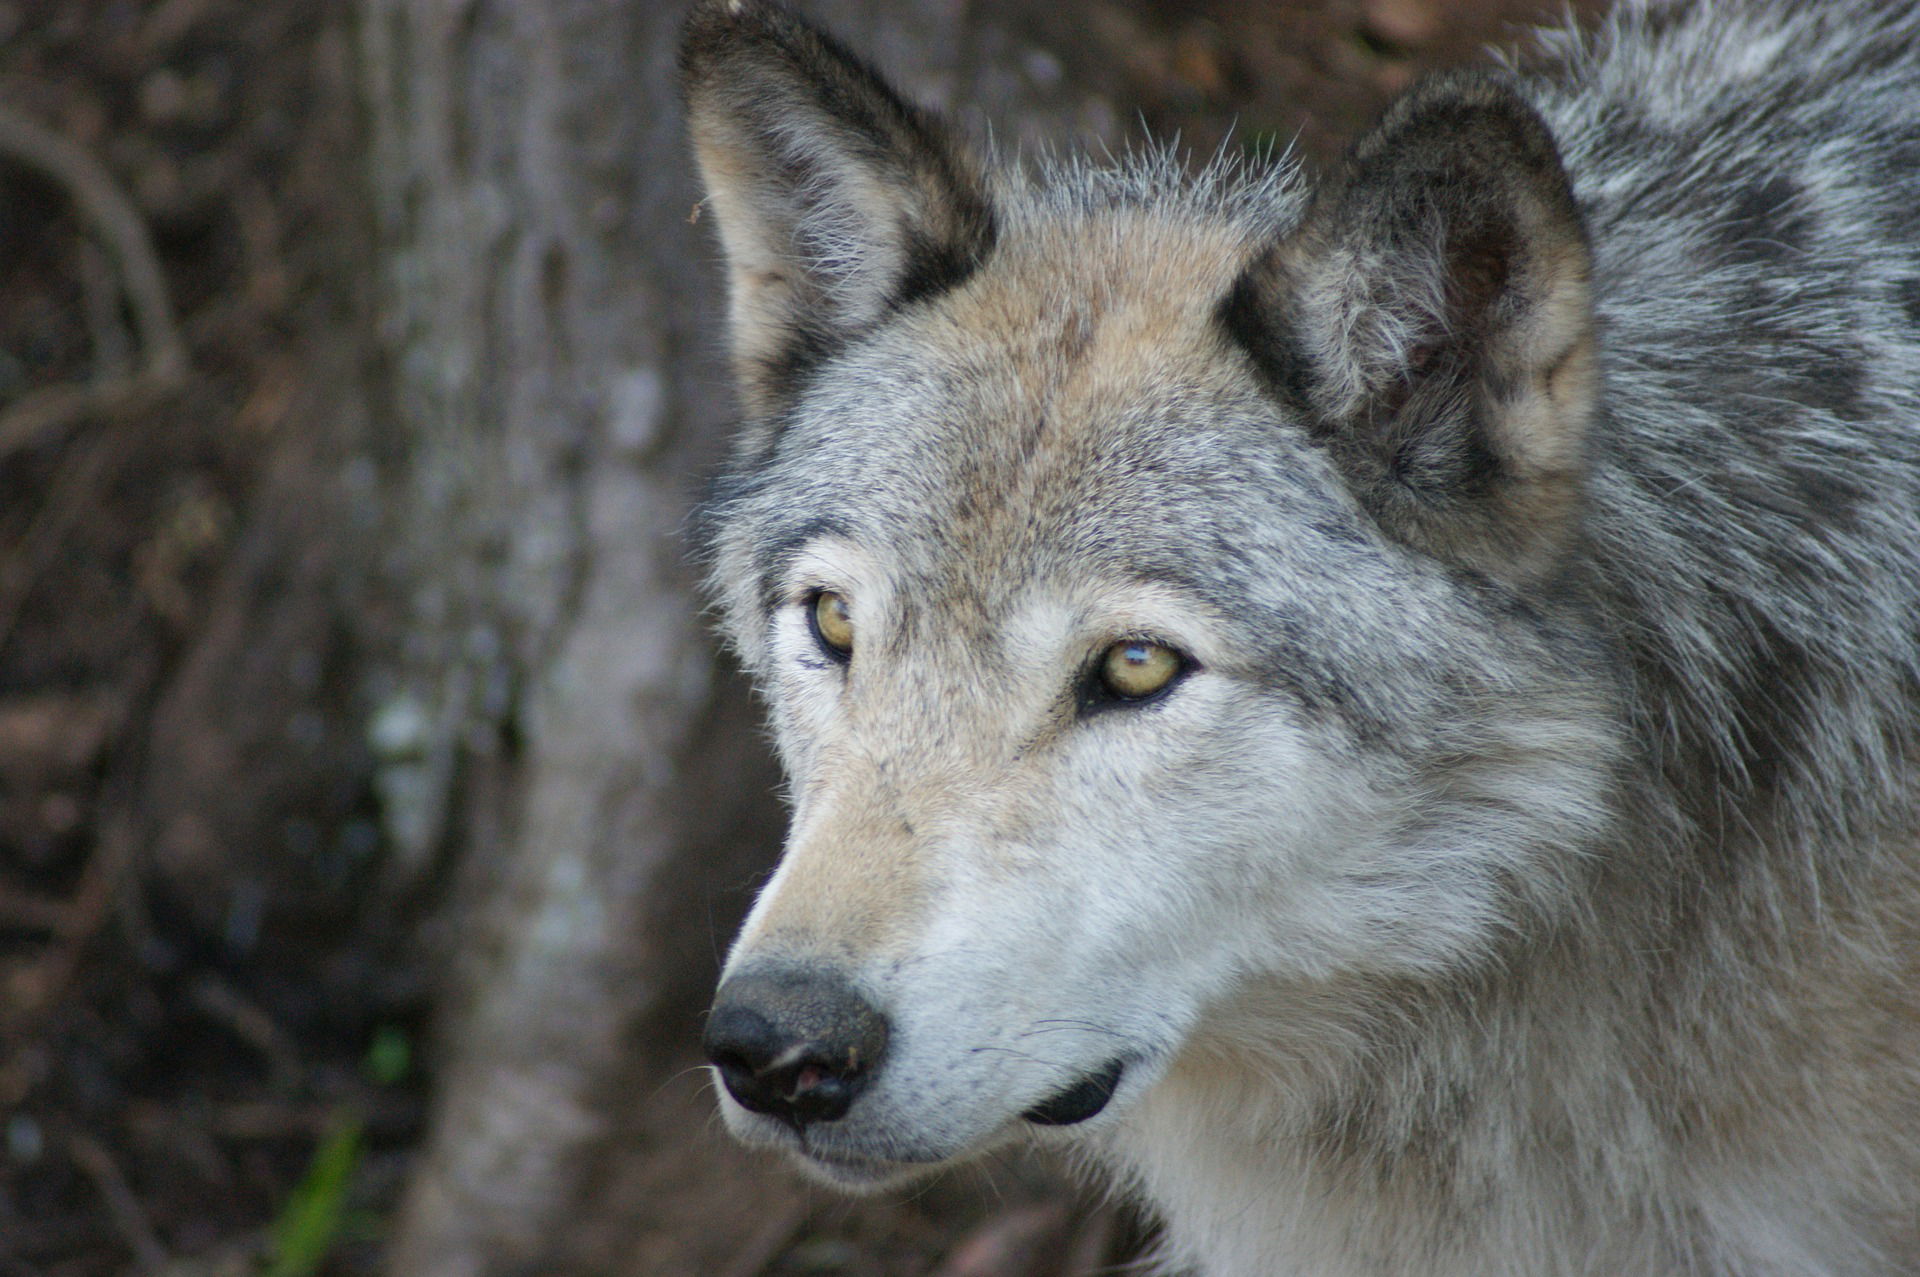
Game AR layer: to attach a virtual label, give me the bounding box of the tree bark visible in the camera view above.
[356,3,751,1273]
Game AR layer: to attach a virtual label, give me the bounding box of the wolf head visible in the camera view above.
[683,0,1620,1188]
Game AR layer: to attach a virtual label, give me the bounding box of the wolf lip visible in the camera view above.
[1022,1058,1126,1126]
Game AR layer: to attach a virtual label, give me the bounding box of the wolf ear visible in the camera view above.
[680,0,997,415]
[1225,71,1595,584]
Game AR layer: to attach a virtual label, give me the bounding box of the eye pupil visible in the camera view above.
[1099,639,1182,700]
[811,590,854,657]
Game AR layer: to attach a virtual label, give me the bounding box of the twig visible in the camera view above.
[232,176,289,314]
[68,1131,171,1274]
[189,975,306,1094]
[0,376,159,461]
[77,238,136,383]
[0,104,189,462]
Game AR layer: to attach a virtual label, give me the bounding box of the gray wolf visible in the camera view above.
[681,0,1920,1271]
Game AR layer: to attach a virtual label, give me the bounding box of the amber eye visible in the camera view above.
[809,590,854,659]
[1098,639,1184,701]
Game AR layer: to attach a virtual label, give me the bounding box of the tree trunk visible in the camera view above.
[356,3,747,1272]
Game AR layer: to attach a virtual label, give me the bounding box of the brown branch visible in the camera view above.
[0,104,189,462]
[0,375,171,463]
[189,975,306,1094]
[77,237,136,382]
[69,1131,171,1274]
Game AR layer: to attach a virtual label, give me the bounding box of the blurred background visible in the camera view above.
[0,1,1602,1273]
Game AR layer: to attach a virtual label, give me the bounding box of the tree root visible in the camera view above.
[0,104,189,461]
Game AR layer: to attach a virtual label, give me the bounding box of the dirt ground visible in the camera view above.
[0,2,1600,1274]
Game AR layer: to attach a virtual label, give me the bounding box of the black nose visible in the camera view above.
[703,964,890,1126]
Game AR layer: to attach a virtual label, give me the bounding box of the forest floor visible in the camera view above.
[0,2,1599,1274]
[0,5,410,1275]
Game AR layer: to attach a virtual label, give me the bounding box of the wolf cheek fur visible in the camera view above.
[682,1,1920,1273]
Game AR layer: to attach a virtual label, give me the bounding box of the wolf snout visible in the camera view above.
[704,964,890,1127]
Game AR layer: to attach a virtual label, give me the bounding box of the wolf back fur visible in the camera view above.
[682,2,1920,1272]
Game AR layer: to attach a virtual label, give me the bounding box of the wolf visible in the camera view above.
[681,0,1920,1271]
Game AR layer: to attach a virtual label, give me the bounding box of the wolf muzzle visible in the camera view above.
[704,964,890,1127]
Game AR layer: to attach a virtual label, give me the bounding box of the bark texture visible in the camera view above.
[358,3,746,1272]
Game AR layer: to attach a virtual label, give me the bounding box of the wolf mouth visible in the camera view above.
[1021,1058,1127,1125]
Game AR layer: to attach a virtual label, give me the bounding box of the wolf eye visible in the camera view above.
[1096,640,1185,702]
[808,590,854,660]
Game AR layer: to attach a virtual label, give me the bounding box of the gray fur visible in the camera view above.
[684,1,1920,1272]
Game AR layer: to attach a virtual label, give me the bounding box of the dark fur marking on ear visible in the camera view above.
[1217,265,1316,417]
[1437,217,1519,339]
[772,26,999,308]
[759,317,845,411]
[893,220,996,309]
[1386,403,1502,500]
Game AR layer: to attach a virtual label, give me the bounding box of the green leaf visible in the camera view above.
[267,1115,364,1277]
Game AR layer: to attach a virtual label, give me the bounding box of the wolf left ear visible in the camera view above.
[680,0,997,417]
[1225,71,1595,584]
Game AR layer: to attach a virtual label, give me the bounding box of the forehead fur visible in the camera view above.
[706,149,1320,597]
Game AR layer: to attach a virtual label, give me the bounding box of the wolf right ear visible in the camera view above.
[681,0,997,416]
[1225,71,1595,585]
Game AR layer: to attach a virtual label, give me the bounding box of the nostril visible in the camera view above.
[704,965,889,1127]
[767,1046,861,1123]
[706,1039,766,1104]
